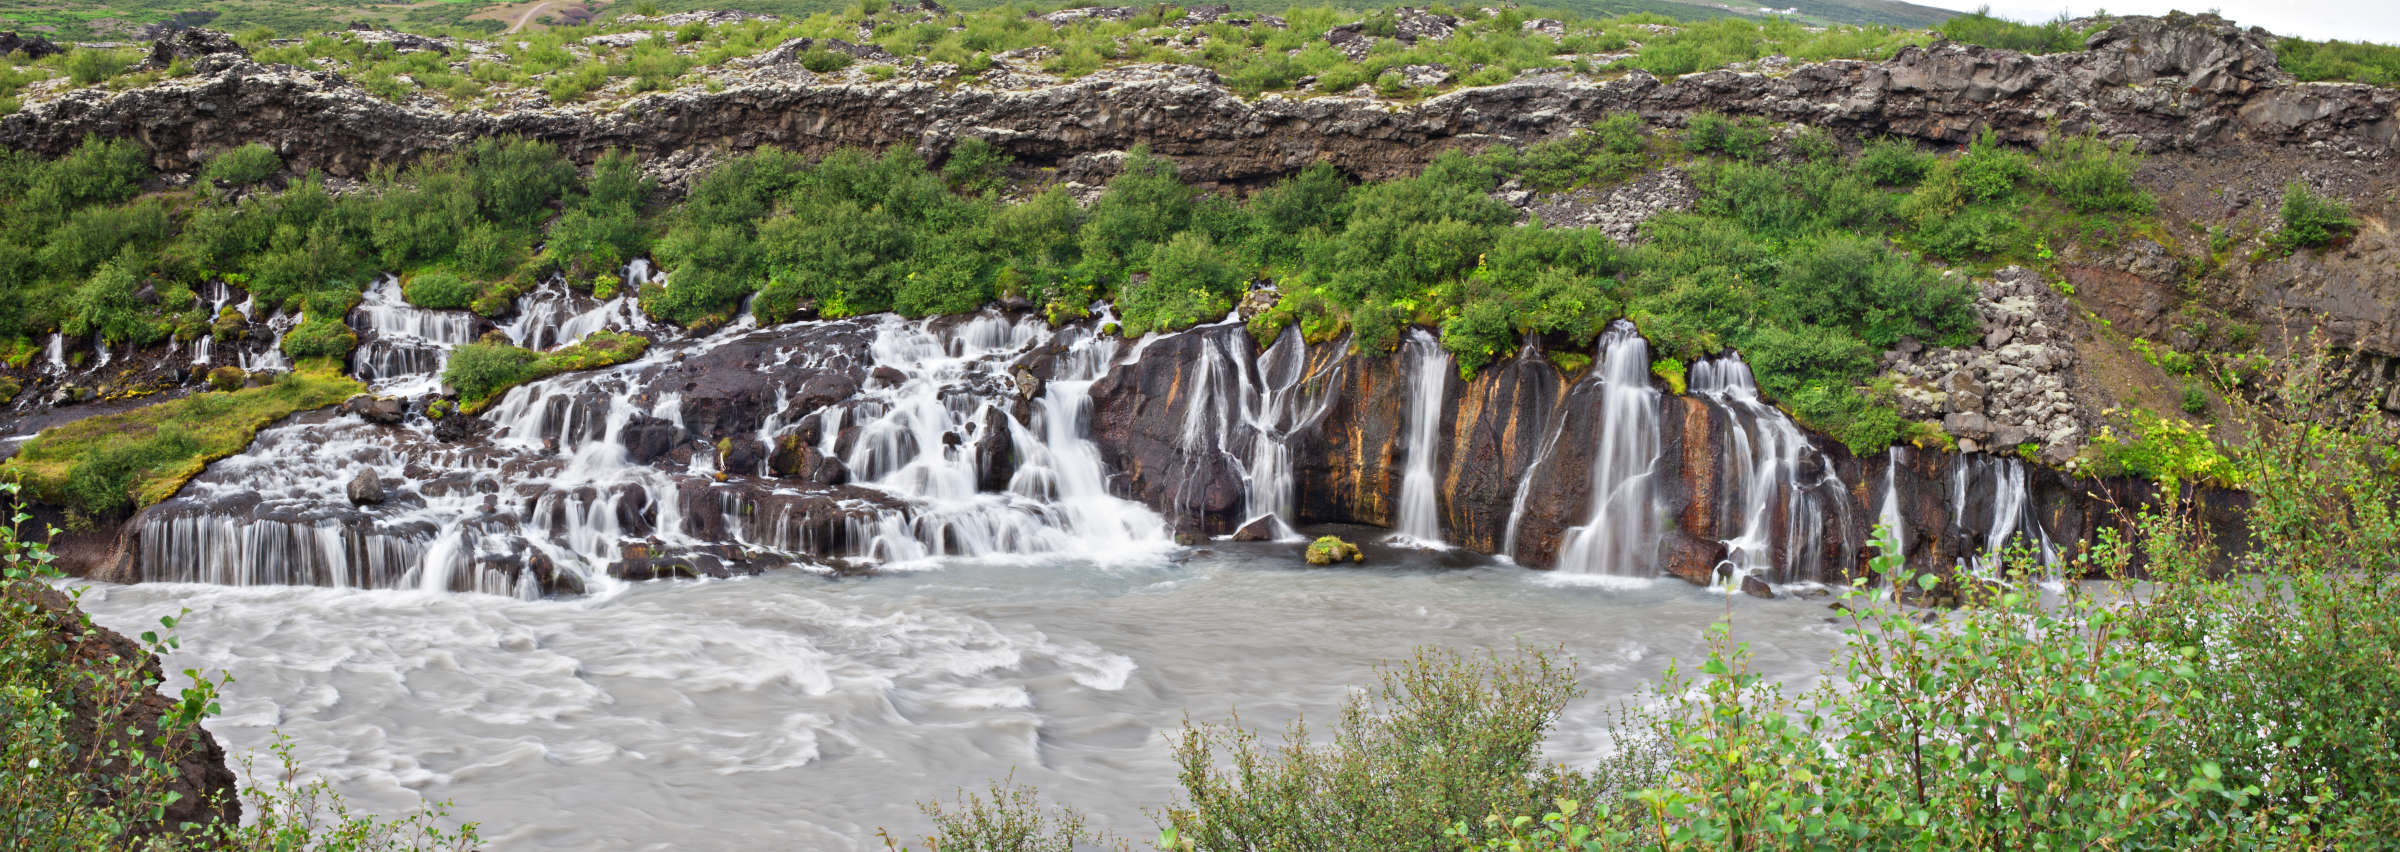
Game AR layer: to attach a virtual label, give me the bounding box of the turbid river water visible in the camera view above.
[76,538,1849,849]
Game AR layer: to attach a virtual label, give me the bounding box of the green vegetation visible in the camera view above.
[2271,180,2357,250]
[2278,35,2400,86]
[1,483,479,850]
[444,329,650,412]
[197,143,283,190]
[2,106,2164,457]
[0,134,650,354]
[1935,8,2098,54]
[914,357,2400,849]
[0,367,360,516]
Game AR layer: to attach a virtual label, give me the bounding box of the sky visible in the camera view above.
[1920,1,2400,45]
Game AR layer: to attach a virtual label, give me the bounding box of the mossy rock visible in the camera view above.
[1305,535,1363,566]
[205,366,246,392]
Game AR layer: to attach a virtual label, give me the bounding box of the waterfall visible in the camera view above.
[1389,329,1450,548]
[350,274,477,394]
[503,260,656,350]
[1688,352,1851,588]
[42,333,64,376]
[1498,341,1571,562]
[1553,322,1664,576]
[192,281,232,367]
[131,299,1169,596]
[1952,453,2058,577]
[240,310,298,372]
[1877,448,1907,569]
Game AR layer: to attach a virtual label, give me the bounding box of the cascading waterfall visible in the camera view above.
[1153,322,1344,541]
[1877,448,1907,565]
[239,310,298,372]
[1951,453,2058,576]
[1553,322,1665,576]
[1687,352,1852,587]
[132,289,1169,595]
[826,313,1168,564]
[503,260,656,350]
[1389,329,1450,547]
[350,274,477,394]
[42,332,64,376]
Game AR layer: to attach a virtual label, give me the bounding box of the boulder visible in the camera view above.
[0,31,63,60]
[1229,516,1280,542]
[141,28,246,71]
[342,395,406,425]
[346,469,385,505]
[1304,535,1362,565]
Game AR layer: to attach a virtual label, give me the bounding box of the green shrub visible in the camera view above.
[1858,138,1933,186]
[1160,647,1612,849]
[402,272,477,310]
[942,136,1012,195]
[1938,10,2095,54]
[280,315,358,361]
[2272,181,2356,249]
[1681,112,1771,161]
[63,49,131,86]
[442,339,541,403]
[1121,232,1240,335]
[2038,133,2152,214]
[199,143,283,188]
[799,47,854,73]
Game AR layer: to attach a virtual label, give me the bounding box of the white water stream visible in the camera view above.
[1389,329,1451,548]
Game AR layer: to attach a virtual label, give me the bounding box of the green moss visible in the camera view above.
[1304,535,1363,566]
[1,365,361,514]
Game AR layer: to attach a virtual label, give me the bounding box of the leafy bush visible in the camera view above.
[1856,138,1933,186]
[402,272,476,310]
[942,136,1012,195]
[63,49,131,86]
[1121,232,1240,335]
[2278,35,2400,86]
[199,143,283,189]
[280,315,358,361]
[2037,133,2152,214]
[2272,181,2356,249]
[441,339,541,404]
[1158,648,1610,849]
[799,47,853,73]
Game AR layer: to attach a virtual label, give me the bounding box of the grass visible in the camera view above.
[1,365,360,515]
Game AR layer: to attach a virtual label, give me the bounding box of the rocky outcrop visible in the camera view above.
[0,30,63,60]
[1884,267,2088,462]
[5,583,240,838]
[6,15,2391,185]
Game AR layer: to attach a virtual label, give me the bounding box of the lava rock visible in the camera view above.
[141,28,246,71]
[342,394,406,425]
[1229,516,1280,542]
[1304,535,1363,565]
[0,31,63,60]
[346,469,385,505]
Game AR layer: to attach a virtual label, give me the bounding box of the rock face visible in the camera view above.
[1088,321,2248,585]
[6,583,240,838]
[6,15,2391,184]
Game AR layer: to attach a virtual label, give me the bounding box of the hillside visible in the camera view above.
[0,0,1958,42]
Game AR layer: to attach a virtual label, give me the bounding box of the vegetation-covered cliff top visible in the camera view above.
[2,2,2397,117]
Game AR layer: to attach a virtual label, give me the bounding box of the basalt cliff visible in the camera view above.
[3,12,2392,594]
